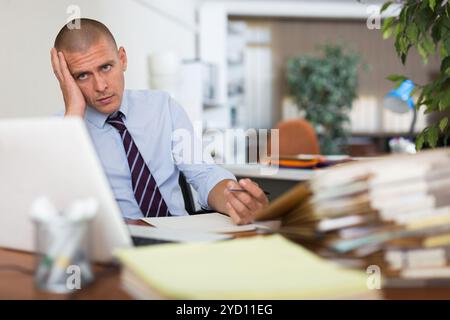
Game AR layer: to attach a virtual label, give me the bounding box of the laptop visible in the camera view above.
[0,117,228,262]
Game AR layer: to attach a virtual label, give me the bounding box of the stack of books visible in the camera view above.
[256,148,450,287]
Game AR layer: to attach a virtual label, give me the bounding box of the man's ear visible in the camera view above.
[118,47,127,72]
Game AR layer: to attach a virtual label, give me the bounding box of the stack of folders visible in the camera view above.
[255,148,450,287]
[262,154,352,169]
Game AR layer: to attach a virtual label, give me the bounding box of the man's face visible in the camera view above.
[63,38,127,114]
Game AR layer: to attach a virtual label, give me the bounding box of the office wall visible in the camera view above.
[232,16,440,128]
[0,0,197,118]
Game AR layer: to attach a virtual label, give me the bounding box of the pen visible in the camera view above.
[229,188,271,196]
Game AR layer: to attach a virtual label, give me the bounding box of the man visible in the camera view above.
[51,18,268,224]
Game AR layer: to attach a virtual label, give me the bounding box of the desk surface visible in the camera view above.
[0,247,131,300]
[2,220,450,300]
[4,248,450,300]
[221,164,316,181]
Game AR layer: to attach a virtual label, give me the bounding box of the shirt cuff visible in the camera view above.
[198,166,236,210]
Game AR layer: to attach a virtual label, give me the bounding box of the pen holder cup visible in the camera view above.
[34,217,94,293]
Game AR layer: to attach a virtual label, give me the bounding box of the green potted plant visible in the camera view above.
[286,44,362,154]
[381,0,450,149]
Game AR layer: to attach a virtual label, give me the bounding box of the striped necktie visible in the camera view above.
[106,112,170,217]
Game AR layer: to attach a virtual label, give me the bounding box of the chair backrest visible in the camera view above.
[179,172,196,214]
[178,172,214,215]
[274,119,320,155]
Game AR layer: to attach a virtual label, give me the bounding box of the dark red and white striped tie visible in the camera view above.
[107,112,170,217]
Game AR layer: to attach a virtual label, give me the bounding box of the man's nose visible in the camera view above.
[93,73,108,92]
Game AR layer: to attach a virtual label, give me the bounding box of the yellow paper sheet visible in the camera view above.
[115,235,370,299]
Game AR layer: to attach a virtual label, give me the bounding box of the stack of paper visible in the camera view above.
[141,212,256,233]
[256,148,450,287]
[114,235,370,299]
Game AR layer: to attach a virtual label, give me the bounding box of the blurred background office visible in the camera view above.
[0,0,441,158]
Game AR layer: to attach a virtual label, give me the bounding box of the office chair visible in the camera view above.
[273,119,320,155]
[178,172,214,215]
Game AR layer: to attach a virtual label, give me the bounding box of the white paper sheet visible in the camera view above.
[141,213,256,233]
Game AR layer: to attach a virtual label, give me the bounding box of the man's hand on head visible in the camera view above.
[50,48,87,117]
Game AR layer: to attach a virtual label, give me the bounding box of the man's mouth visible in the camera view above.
[97,95,114,105]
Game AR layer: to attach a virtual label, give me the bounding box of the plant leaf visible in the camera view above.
[439,117,448,133]
[417,43,429,64]
[406,23,419,43]
[427,126,440,148]
[440,90,450,111]
[380,1,393,14]
[429,0,436,11]
[416,132,425,150]
[386,74,408,82]
[382,16,397,39]
[441,56,450,73]
[423,35,436,55]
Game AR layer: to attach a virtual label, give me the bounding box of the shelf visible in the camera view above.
[351,132,419,138]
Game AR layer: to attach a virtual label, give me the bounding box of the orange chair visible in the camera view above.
[271,119,320,156]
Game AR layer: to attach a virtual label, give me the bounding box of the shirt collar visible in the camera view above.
[85,90,129,128]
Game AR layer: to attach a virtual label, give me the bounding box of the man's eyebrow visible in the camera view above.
[99,60,115,67]
[72,60,116,77]
[72,68,89,77]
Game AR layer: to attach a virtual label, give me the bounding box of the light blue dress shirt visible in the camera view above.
[77,89,236,219]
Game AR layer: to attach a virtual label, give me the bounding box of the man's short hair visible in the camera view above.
[54,18,117,52]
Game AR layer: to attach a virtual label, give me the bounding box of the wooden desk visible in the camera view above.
[3,247,450,300]
[0,219,152,300]
[2,220,450,300]
[0,247,131,300]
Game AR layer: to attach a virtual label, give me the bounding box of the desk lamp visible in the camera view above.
[383,79,416,138]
